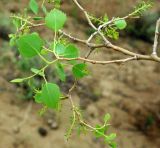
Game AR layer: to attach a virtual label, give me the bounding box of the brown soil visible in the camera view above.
[0,0,160,148]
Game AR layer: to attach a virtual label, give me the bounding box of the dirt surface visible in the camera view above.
[0,0,160,148]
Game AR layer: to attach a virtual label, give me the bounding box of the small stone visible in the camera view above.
[87,104,98,118]
[47,119,53,125]
[38,127,48,137]
[50,122,58,130]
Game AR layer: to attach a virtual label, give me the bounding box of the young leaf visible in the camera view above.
[42,5,48,15]
[29,0,39,14]
[12,18,21,29]
[45,9,67,31]
[72,63,89,79]
[34,91,43,103]
[31,68,44,76]
[109,142,117,148]
[105,27,119,40]
[94,125,106,138]
[55,62,66,82]
[34,83,61,109]
[17,33,44,58]
[114,19,127,30]
[103,14,109,22]
[54,0,61,8]
[104,113,111,123]
[105,133,117,142]
[10,78,24,83]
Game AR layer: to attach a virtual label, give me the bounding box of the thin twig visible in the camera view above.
[58,56,137,65]
[152,18,160,55]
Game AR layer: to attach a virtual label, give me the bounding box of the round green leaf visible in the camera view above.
[54,43,79,58]
[64,44,79,58]
[72,63,89,79]
[17,33,44,58]
[45,9,67,31]
[114,19,127,30]
[35,83,61,109]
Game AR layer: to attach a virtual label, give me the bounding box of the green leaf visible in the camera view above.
[105,27,119,40]
[54,43,79,58]
[10,78,24,83]
[105,133,117,142]
[45,9,67,31]
[55,62,66,82]
[54,43,66,56]
[33,17,44,21]
[104,113,111,123]
[103,14,109,22]
[114,19,127,30]
[109,142,117,148]
[9,34,17,47]
[12,18,21,29]
[34,91,43,103]
[34,83,61,109]
[17,33,44,58]
[41,49,48,55]
[54,0,61,8]
[72,63,89,79]
[64,44,79,58]
[29,0,39,14]
[94,125,106,138]
[31,68,44,76]
[42,5,48,15]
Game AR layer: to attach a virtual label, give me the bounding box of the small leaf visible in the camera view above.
[54,43,66,56]
[41,5,48,15]
[54,43,79,59]
[41,49,48,55]
[109,142,117,148]
[31,68,44,76]
[29,0,39,14]
[72,63,89,79]
[54,0,61,8]
[114,19,127,30]
[104,113,111,123]
[12,18,21,29]
[17,33,44,58]
[10,78,24,83]
[34,83,61,109]
[45,9,67,31]
[33,17,44,21]
[55,62,66,82]
[105,133,117,142]
[106,27,119,40]
[94,125,106,138]
[103,14,109,22]
[34,91,43,103]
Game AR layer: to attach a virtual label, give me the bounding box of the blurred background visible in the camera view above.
[0,0,160,148]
